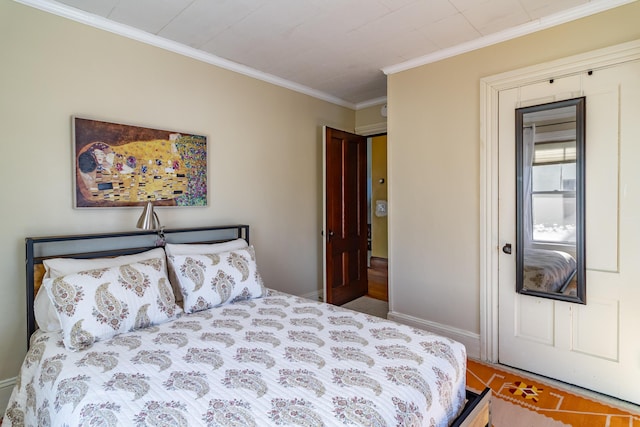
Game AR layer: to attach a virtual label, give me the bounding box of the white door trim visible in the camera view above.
[479,38,640,363]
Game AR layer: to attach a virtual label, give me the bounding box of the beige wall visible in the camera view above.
[0,0,354,410]
[387,2,640,340]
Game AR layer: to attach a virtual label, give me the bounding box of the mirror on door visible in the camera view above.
[515,97,586,304]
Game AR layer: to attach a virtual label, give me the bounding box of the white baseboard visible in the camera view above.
[387,311,481,359]
[0,376,17,416]
[295,292,482,358]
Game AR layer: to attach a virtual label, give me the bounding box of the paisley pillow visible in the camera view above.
[165,239,248,304]
[35,247,167,333]
[168,246,265,314]
[43,257,181,351]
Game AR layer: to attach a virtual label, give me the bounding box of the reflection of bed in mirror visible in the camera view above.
[523,248,577,294]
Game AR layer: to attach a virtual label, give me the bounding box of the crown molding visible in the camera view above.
[13,0,356,109]
[355,96,387,110]
[355,122,387,136]
[382,0,637,75]
[15,0,634,108]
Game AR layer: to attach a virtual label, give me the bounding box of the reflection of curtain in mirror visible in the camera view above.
[523,125,535,247]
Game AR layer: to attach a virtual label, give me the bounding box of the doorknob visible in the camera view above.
[502,243,512,255]
[327,230,335,241]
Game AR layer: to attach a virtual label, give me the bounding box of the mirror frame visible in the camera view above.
[515,97,586,304]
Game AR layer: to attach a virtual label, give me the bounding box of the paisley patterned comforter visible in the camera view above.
[3,290,466,427]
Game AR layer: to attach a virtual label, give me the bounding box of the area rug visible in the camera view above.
[467,359,640,426]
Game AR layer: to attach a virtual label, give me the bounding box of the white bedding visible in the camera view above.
[3,290,466,427]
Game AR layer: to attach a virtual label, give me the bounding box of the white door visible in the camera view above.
[498,60,640,404]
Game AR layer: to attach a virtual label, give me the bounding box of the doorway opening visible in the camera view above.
[366,134,388,302]
[323,127,388,306]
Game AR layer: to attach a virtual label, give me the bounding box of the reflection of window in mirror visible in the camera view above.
[531,141,576,244]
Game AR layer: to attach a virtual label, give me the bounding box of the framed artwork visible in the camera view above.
[73,116,207,208]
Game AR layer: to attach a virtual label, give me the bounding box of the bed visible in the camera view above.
[3,225,489,426]
[523,248,577,294]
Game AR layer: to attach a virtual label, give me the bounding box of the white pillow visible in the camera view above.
[33,291,61,332]
[43,247,166,279]
[35,248,166,332]
[43,257,180,351]
[164,238,248,256]
[165,239,248,302]
[168,246,265,314]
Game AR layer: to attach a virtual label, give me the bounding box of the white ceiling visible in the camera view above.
[19,0,633,107]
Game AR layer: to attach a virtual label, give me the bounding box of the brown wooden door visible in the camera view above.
[324,127,368,305]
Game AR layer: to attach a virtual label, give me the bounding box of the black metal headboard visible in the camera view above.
[25,225,249,344]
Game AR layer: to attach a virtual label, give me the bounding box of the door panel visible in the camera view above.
[324,127,368,305]
[585,85,620,272]
[573,297,619,360]
[498,61,640,404]
[516,297,553,345]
